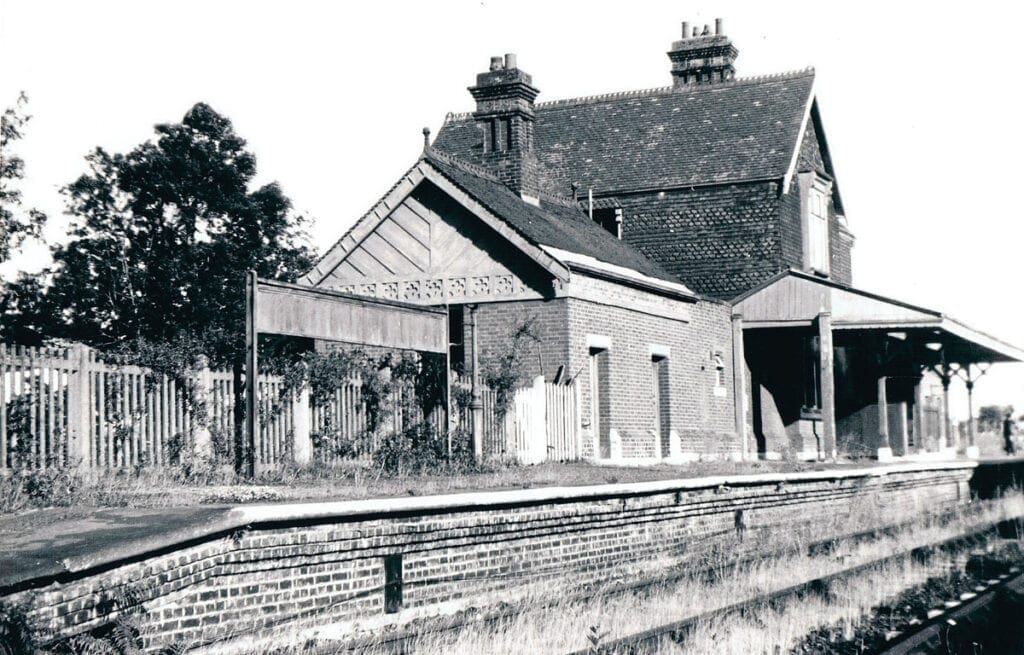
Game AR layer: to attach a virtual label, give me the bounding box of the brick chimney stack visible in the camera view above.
[469,53,542,201]
[668,17,738,88]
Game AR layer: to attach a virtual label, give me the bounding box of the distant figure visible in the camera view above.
[1003,412,1017,456]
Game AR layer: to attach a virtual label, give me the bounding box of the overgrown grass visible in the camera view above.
[204,494,1024,655]
[0,456,862,515]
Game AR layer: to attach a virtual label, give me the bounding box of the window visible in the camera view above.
[712,350,727,397]
[808,185,829,272]
[592,207,623,238]
[800,173,832,275]
[448,305,465,374]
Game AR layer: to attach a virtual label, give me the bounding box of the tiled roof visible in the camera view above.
[423,149,688,289]
[434,69,815,194]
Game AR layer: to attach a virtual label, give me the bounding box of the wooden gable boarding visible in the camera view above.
[303,161,569,305]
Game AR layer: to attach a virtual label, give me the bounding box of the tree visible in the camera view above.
[11,102,314,364]
[0,92,47,263]
[978,405,1013,433]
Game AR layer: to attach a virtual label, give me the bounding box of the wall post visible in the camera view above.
[731,313,749,460]
[817,311,837,460]
[66,343,93,469]
[292,379,312,466]
[876,375,891,460]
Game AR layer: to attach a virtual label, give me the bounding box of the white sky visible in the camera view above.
[2,0,1023,420]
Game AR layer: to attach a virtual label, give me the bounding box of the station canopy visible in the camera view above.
[733,270,1024,365]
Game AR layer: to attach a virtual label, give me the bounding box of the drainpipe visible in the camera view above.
[468,304,484,462]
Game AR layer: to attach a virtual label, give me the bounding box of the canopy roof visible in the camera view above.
[733,270,1024,364]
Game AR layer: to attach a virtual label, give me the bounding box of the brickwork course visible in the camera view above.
[0,463,981,652]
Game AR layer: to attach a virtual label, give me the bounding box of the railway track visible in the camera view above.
[877,568,1024,655]
[326,515,1016,655]
[563,528,1021,655]
[565,536,1019,655]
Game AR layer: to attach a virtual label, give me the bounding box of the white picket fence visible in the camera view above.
[462,375,582,464]
[2,343,582,470]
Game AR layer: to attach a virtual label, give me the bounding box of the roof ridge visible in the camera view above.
[442,67,816,120]
[423,146,503,182]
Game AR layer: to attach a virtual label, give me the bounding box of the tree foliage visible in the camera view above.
[0,92,47,263]
[978,404,1014,432]
[3,102,314,364]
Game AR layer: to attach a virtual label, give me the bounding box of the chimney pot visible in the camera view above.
[668,18,738,88]
[489,56,503,71]
[422,126,430,150]
[504,53,517,70]
[682,21,689,39]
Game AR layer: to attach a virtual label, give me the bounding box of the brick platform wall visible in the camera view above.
[4,464,977,652]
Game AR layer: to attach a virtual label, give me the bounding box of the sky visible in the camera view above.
[2,0,1023,421]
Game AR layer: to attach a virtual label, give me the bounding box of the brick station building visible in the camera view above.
[304,19,1022,462]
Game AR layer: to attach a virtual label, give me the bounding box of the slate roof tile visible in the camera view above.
[434,69,815,193]
[423,150,685,287]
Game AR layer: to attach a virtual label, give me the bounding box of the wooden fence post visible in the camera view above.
[292,382,312,466]
[66,343,93,469]
[193,355,213,462]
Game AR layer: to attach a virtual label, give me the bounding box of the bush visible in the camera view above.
[372,423,447,476]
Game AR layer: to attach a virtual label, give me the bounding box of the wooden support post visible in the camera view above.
[877,375,891,458]
[468,304,484,463]
[193,355,213,462]
[817,311,837,460]
[731,313,749,461]
[66,343,93,469]
[245,270,258,478]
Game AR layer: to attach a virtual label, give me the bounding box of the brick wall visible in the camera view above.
[465,298,571,383]
[465,276,736,460]
[618,182,784,301]
[4,464,977,652]
[613,118,855,301]
[563,278,736,460]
